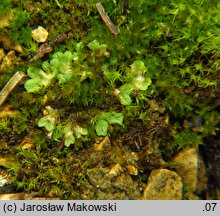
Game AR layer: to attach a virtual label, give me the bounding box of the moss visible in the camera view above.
[1,0,220,199]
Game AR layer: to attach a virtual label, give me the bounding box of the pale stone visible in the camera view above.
[127,165,138,176]
[173,147,207,198]
[32,26,48,43]
[112,88,120,96]
[173,148,198,192]
[107,164,123,178]
[143,169,183,200]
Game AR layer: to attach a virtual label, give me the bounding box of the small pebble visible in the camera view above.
[32,26,48,43]
[127,165,138,176]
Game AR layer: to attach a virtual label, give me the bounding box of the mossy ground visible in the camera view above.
[0,0,220,199]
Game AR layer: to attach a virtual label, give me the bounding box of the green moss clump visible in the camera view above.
[1,0,220,199]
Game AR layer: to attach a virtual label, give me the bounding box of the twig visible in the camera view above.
[29,33,70,63]
[29,43,53,63]
[96,2,119,36]
[0,71,27,106]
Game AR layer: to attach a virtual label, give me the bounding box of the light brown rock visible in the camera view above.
[173,147,206,199]
[174,148,199,190]
[32,26,48,43]
[107,164,123,178]
[127,165,138,176]
[143,169,183,200]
